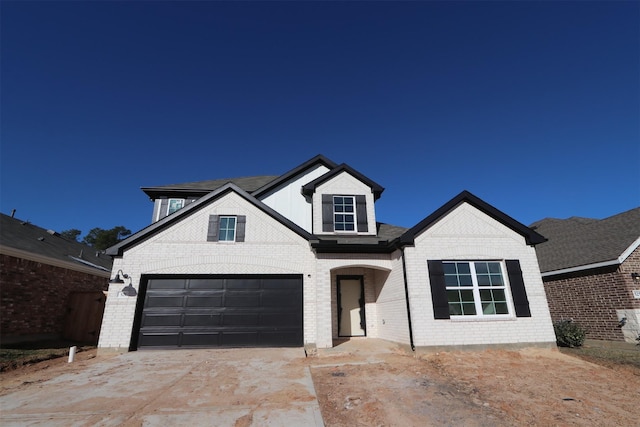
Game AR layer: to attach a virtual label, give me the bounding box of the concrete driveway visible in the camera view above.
[1,348,324,426]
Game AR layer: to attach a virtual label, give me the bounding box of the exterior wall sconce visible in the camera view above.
[631,273,640,281]
[110,270,137,297]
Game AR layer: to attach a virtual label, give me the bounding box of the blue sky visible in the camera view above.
[1,1,638,238]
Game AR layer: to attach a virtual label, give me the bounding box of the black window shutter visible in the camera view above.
[506,260,531,317]
[428,260,450,319]
[235,215,246,242]
[355,195,368,232]
[159,199,169,219]
[207,215,219,242]
[322,194,334,232]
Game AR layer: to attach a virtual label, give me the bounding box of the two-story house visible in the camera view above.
[98,155,556,353]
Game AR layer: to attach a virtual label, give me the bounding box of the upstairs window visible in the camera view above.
[218,216,237,242]
[443,261,509,317]
[333,196,355,231]
[322,194,368,233]
[167,199,184,215]
[207,215,246,242]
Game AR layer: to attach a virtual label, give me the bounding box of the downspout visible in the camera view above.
[400,247,416,352]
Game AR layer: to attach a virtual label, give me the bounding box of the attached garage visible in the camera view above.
[132,275,303,350]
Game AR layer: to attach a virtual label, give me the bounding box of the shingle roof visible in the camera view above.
[531,207,640,274]
[0,213,113,272]
[141,175,279,199]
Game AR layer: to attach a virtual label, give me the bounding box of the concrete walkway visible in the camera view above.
[1,348,324,426]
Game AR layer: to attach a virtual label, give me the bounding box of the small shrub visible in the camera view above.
[553,320,586,348]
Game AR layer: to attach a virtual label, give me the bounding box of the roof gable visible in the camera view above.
[301,163,385,200]
[532,207,640,274]
[398,191,546,246]
[252,154,338,198]
[106,183,314,256]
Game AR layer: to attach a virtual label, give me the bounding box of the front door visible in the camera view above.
[338,277,366,337]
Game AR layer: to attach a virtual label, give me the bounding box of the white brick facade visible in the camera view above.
[99,156,556,353]
[99,192,318,351]
[403,203,556,348]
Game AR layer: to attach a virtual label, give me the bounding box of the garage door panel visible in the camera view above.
[141,314,182,327]
[225,295,260,307]
[262,292,300,306]
[181,332,221,347]
[186,295,223,307]
[148,279,186,290]
[184,314,222,327]
[145,295,185,308]
[226,279,261,290]
[266,278,303,290]
[188,279,224,289]
[138,275,303,349]
[260,313,301,327]
[138,333,180,348]
[223,313,260,326]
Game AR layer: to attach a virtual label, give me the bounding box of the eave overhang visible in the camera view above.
[301,163,385,200]
[397,190,547,247]
[310,239,397,254]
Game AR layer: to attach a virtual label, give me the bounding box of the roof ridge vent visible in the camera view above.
[47,229,59,236]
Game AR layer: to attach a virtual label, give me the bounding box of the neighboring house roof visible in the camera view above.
[398,191,546,247]
[301,163,385,200]
[106,183,315,257]
[531,207,640,276]
[141,175,280,200]
[0,213,113,275]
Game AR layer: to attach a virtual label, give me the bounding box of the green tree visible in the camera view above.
[60,228,82,242]
[82,226,132,250]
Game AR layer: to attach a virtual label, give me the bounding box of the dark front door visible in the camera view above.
[338,276,366,337]
[134,275,303,349]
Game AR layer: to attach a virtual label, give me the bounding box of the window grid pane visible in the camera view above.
[168,199,184,215]
[219,217,236,241]
[334,196,356,232]
[443,261,509,317]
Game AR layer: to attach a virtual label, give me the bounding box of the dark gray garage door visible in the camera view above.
[135,275,303,349]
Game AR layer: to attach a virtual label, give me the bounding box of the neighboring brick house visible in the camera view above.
[0,213,113,344]
[532,208,640,343]
[99,155,556,353]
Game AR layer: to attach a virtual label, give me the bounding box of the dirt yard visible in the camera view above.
[1,343,639,426]
[310,345,640,426]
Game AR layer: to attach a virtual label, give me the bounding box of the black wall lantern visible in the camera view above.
[109,269,137,297]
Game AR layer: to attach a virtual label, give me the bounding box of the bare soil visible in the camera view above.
[310,346,640,427]
[1,343,638,426]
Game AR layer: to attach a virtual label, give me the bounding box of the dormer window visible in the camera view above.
[322,194,368,233]
[333,196,355,231]
[167,199,184,215]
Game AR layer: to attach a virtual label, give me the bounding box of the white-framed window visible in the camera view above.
[333,196,355,231]
[444,261,510,317]
[167,199,184,215]
[218,216,237,242]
